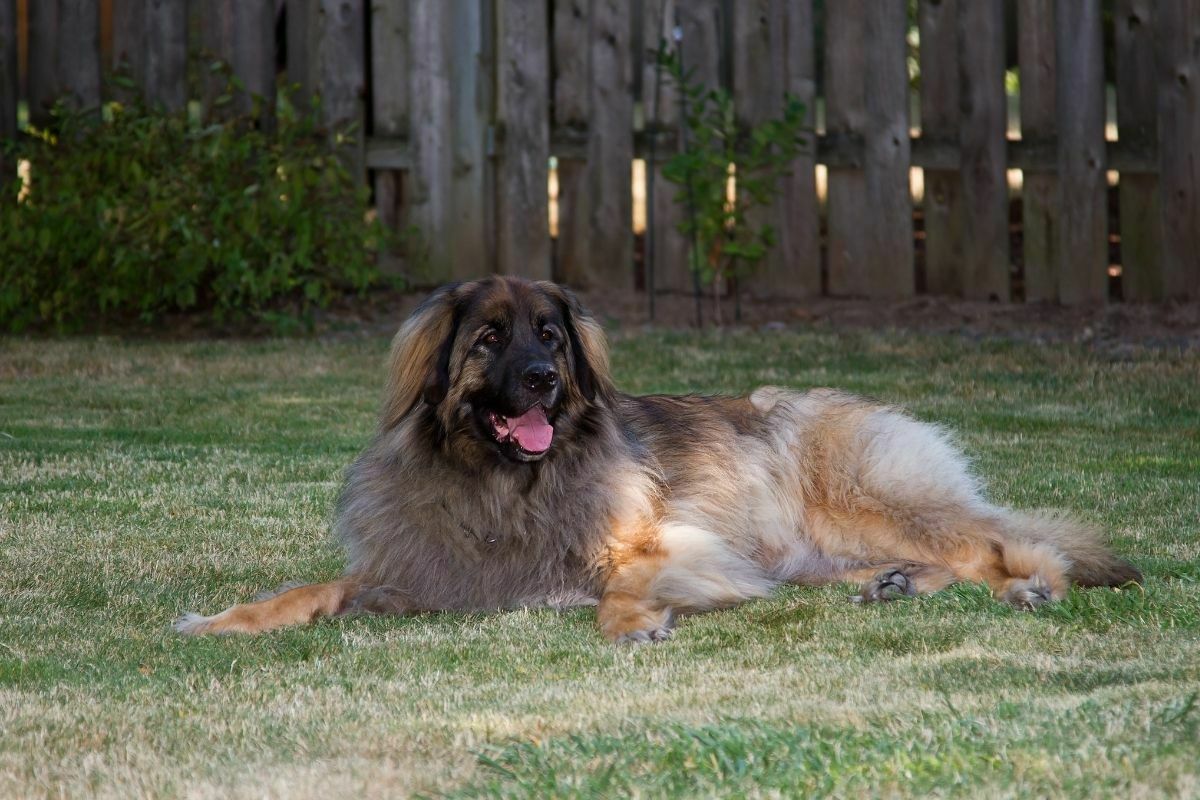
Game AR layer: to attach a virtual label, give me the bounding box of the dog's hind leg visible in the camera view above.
[831,509,1077,609]
[174,579,360,635]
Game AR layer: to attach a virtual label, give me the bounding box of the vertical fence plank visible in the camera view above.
[27,0,57,126]
[583,0,633,290]
[26,5,51,105]
[1,0,15,179]
[919,0,963,295]
[652,0,723,295]
[1054,1,1106,304]
[370,0,408,273]
[370,0,408,138]
[780,0,820,299]
[824,1,867,296]
[826,0,912,298]
[446,0,489,277]
[640,0,689,296]
[958,0,1009,300]
[286,0,312,102]
[1018,0,1058,302]
[26,2,117,127]
[552,0,588,285]
[495,0,551,279]
[111,0,143,94]
[205,0,275,125]
[316,0,364,175]
[405,0,455,281]
[1156,0,1200,301]
[862,2,913,298]
[732,0,783,297]
[555,0,632,290]
[114,0,187,111]
[734,0,820,300]
[1115,0,1161,301]
[58,0,102,117]
[398,0,488,283]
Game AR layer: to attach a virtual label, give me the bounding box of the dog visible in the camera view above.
[176,277,1140,642]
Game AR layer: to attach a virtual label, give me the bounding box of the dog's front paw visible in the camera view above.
[598,606,674,645]
[614,626,673,644]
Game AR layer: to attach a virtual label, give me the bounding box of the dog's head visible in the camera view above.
[380,277,613,463]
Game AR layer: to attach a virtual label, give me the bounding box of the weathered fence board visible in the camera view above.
[734,0,819,300]
[403,0,462,281]
[28,1,101,126]
[1156,0,1200,301]
[639,0,688,299]
[777,0,819,298]
[495,0,551,279]
[732,0,782,299]
[0,0,15,179]
[447,0,489,278]
[58,0,102,116]
[403,0,487,283]
[370,0,408,266]
[826,0,912,298]
[552,0,588,286]
[648,0,723,295]
[112,0,187,111]
[919,0,963,296]
[26,0,58,127]
[1018,0,1058,302]
[6,0,1198,303]
[958,0,1009,301]
[287,0,363,174]
[1054,1,1107,304]
[1115,0,1162,301]
[554,0,633,290]
[205,0,274,125]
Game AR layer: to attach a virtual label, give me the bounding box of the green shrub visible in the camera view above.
[0,97,388,332]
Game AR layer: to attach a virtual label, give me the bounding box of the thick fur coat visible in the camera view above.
[177,277,1139,642]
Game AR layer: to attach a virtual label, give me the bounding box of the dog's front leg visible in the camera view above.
[597,546,674,644]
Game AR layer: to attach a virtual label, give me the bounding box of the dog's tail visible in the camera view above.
[1002,510,1141,587]
[174,579,358,635]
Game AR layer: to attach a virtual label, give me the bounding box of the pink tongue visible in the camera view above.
[508,406,554,453]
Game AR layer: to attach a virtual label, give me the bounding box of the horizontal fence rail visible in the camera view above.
[2,0,1198,304]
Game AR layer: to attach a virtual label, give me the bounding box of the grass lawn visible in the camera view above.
[1,328,1198,798]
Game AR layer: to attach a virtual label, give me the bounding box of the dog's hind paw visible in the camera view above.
[1002,577,1055,610]
[855,568,918,604]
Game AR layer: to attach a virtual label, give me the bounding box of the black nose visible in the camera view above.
[522,363,559,394]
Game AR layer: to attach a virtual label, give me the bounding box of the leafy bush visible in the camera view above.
[658,50,806,325]
[0,97,388,332]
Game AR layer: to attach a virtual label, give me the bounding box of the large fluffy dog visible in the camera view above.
[177,277,1139,642]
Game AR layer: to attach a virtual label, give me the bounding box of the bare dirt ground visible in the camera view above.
[319,287,1200,354]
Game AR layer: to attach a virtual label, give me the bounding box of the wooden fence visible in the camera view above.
[2,1,1199,303]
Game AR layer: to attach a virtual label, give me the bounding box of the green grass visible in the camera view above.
[1,329,1198,798]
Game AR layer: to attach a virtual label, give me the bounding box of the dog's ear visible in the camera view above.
[380,282,465,429]
[539,282,614,404]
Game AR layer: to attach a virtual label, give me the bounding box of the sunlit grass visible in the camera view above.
[1,330,1197,798]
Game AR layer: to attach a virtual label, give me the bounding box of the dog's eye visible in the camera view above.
[540,327,555,343]
[482,331,501,347]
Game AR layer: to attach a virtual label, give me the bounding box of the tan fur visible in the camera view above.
[177,277,1140,642]
[380,286,459,430]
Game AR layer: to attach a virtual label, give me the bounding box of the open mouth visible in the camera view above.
[485,405,555,458]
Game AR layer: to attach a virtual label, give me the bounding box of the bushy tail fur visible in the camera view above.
[1005,510,1141,587]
